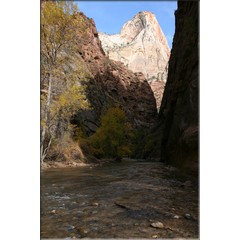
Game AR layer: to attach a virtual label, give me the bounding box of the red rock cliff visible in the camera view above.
[75,13,157,135]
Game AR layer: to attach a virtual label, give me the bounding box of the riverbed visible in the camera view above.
[40,159,199,239]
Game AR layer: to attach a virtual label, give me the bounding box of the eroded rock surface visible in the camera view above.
[135,2,199,176]
[99,11,170,109]
[75,12,157,135]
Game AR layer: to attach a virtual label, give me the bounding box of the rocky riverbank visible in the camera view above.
[40,158,137,170]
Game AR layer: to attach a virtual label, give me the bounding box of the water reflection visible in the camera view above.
[41,160,199,239]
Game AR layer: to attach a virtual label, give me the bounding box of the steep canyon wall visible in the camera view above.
[75,13,157,136]
[99,11,170,109]
[135,1,199,176]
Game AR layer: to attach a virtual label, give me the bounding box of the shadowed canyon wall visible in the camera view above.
[75,13,157,136]
[134,1,199,176]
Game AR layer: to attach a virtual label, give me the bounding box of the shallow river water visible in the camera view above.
[41,160,199,239]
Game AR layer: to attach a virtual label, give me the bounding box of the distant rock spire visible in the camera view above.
[99,11,170,109]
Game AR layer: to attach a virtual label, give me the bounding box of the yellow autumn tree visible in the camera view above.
[40,1,90,164]
[90,102,133,161]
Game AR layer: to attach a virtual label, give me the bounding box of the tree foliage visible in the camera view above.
[40,1,90,164]
[90,102,133,160]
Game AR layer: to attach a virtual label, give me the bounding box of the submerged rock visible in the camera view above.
[164,212,175,218]
[76,227,89,234]
[91,202,99,206]
[184,214,191,219]
[183,181,192,187]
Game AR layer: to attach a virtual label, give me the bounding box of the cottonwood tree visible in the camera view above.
[40,1,90,164]
[90,102,133,161]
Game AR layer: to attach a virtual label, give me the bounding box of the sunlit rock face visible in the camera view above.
[99,11,171,109]
[74,12,157,136]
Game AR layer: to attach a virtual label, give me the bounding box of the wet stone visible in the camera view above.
[164,212,174,217]
[91,202,99,206]
[76,227,89,234]
[183,181,192,187]
[41,160,199,239]
[151,222,164,228]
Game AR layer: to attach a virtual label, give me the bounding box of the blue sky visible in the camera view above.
[74,1,177,49]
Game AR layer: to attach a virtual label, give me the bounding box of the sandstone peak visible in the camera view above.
[120,11,170,54]
[99,11,171,109]
[73,12,157,134]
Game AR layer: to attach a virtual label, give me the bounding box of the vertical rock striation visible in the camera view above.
[136,1,199,176]
[99,11,170,109]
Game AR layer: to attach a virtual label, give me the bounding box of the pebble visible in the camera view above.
[76,227,89,234]
[177,190,184,194]
[173,215,179,219]
[151,235,158,238]
[52,184,56,187]
[164,212,174,217]
[171,208,175,211]
[50,210,56,214]
[134,223,139,226]
[184,214,191,219]
[92,211,98,214]
[91,202,99,206]
[183,181,192,187]
[151,222,164,229]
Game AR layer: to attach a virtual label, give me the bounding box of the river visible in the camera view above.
[40,159,199,239]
